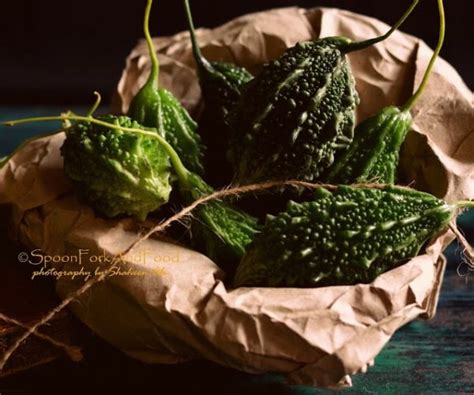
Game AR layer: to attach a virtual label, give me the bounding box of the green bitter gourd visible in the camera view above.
[234,185,468,288]
[61,114,172,221]
[1,103,173,222]
[228,0,419,185]
[325,0,445,185]
[128,0,204,175]
[183,0,253,185]
[3,112,260,268]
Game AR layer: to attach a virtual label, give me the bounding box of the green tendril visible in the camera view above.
[144,0,160,88]
[342,0,419,53]
[2,114,191,187]
[456,201,474,210]
[402,0,445,111]
[183,0,212,71]
[86,91,102,117]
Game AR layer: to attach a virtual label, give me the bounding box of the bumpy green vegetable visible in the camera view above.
[229,0,419,185]
[61,114,171,221]
[128,0,204,175]
[325,107,412,184]
[159,149,259,266]
[182,173,260,267]
[183,0,252,185]
[184,0,252,124]
[229,41,359,184]
[4,110,259,265]
[325,0,445,185]
[234,185,460,288]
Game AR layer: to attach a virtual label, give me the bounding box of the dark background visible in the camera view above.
[0,0,472,106]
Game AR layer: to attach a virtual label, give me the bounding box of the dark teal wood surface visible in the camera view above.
[0,108,472,394]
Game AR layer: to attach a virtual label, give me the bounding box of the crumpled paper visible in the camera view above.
[1,7,472,390]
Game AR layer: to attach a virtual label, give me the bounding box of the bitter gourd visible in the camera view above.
[4,112,259,267]
[156,143,260,267]
[1,106,174,222]
[228,0,419,185]
[60,114,172,221]
[325,0,445,185]
[183,0,253,185]
[182,172,260,268]
[183,0,252,125]
[234,185,461,288]
[128,0,204,175]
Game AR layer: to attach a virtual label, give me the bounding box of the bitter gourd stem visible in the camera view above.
[144,0,160,88]
[85,92,102,117]
[2,115,193,188]
[183,0,212,71]
[457,201,474,209]
[402,0,445,111]
[342,0,419,53]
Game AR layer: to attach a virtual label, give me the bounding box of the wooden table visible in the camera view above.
[0,108,472,394]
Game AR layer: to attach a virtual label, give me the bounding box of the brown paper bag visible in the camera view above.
[1,7,472,389]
